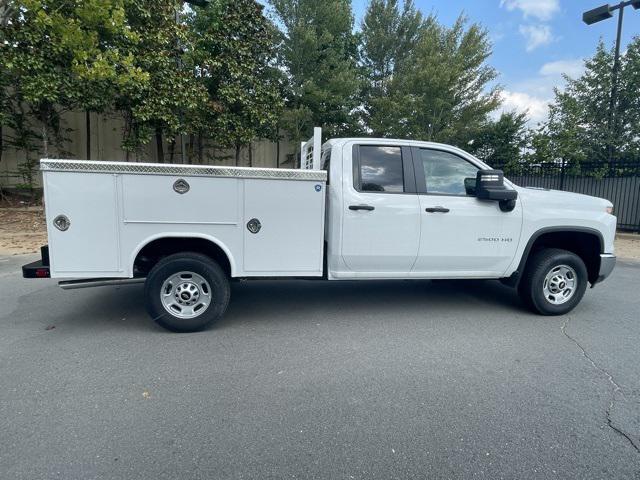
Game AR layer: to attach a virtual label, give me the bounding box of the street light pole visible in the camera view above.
[608,3,624,164]
[583,1,640,163]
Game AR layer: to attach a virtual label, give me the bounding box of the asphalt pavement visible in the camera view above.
[1,254,639,479]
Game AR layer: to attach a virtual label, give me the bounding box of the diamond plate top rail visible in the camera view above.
[40,159,327,182]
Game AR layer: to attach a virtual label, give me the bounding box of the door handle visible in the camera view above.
[349,205,375,211]
[425,206,450,213]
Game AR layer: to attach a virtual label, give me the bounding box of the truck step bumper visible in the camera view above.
[22,246,50,279]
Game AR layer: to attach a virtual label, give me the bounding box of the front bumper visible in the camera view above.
[594,253,616,285]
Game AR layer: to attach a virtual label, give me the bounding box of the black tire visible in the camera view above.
[519,248,588,316]
[144,252,230,332]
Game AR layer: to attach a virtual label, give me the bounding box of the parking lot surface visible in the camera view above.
[1,254,639,479]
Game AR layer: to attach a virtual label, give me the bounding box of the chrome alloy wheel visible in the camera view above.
[542,264,577,305]
[160,271,212,319]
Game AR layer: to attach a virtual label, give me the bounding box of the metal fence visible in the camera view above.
[493,161,640,232]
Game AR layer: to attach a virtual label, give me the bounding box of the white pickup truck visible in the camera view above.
[23,129,617,332]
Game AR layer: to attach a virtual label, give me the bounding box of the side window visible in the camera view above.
[357,145,404,193]
[419,149,479,196]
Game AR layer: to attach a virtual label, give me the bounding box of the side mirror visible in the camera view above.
[476,170,518,212]
[464,177,476,196]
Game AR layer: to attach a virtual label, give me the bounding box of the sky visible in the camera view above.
[349,0,640,125]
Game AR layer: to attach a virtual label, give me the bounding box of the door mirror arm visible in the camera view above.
[499,199,517,212]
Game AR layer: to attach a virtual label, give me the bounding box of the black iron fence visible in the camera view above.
[493,161,640,232]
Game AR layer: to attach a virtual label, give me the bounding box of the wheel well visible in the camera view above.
[134,237,232,277]
[520,230,602,284]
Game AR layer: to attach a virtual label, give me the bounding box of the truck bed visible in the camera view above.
[41,159,327,279]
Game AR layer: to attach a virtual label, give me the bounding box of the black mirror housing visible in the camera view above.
[476,170,518,212]
[476,170,517,201]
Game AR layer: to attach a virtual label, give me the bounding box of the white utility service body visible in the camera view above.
[24,129,617,331]
[40,161,326,279]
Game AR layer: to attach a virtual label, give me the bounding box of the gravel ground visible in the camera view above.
[0,207,47,255]
[615,234,640,261]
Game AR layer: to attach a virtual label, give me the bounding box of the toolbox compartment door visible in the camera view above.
[44,172,121,277]
[243,179,325,275]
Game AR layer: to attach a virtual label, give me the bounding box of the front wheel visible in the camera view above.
[519,248,588,315]
[144,252,230,332]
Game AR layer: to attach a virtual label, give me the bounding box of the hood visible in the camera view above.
[514,185,613,210]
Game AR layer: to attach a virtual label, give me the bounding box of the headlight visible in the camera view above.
[606,206,614,214]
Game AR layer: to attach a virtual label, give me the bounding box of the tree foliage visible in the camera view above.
[360,0,423,135]
[0,0,157,164]
[2,0,80,156]
[469,111,529,172]
[0,0,283,167]
[114,0,209,160]
[6,0,638,188]
[269,0,361,141]
[0,0,144,188]
[360,8,500,146]
[541,37,640,166]
[188,0,283,163]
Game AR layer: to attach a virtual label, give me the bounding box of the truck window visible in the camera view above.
[418,149,478,196]
[356,146,404,193]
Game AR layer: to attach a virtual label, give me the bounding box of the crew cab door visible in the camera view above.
[340,144,420,273]
[411,147,522,277]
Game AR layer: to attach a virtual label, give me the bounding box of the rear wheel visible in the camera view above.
[144,252,230,332]
[519,248,588,315]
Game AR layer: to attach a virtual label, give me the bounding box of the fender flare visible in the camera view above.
[130,232,237,277]
[507,226,604,287]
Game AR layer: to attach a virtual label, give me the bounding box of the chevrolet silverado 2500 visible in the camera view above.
[23,130,617,331]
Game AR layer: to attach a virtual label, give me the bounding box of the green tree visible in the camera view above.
[0,0,148,168]
[2,101,41,199]
[65,0,146,159]
[619,36,640,162]
[542,37,640,166]
[525,126,554,167]
[269,0,361,142]
[381,15,500,145]
[360,0,423,135]
[1,0,77,158]
[115,0,208,162]
[188,0,283,165]
[469,111,528,173]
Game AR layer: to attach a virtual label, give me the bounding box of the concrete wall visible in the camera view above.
[0,110,299,188]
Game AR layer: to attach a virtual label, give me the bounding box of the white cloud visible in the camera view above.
[500,0,560,21]
[540,59,584,78]
[519,24,554,51]
[501,1,560,52]
[496,58,583,124]
[499,91,550,124]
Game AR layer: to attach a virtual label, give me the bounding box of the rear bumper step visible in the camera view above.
[22,259,51,278]
[22,246,50,278]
